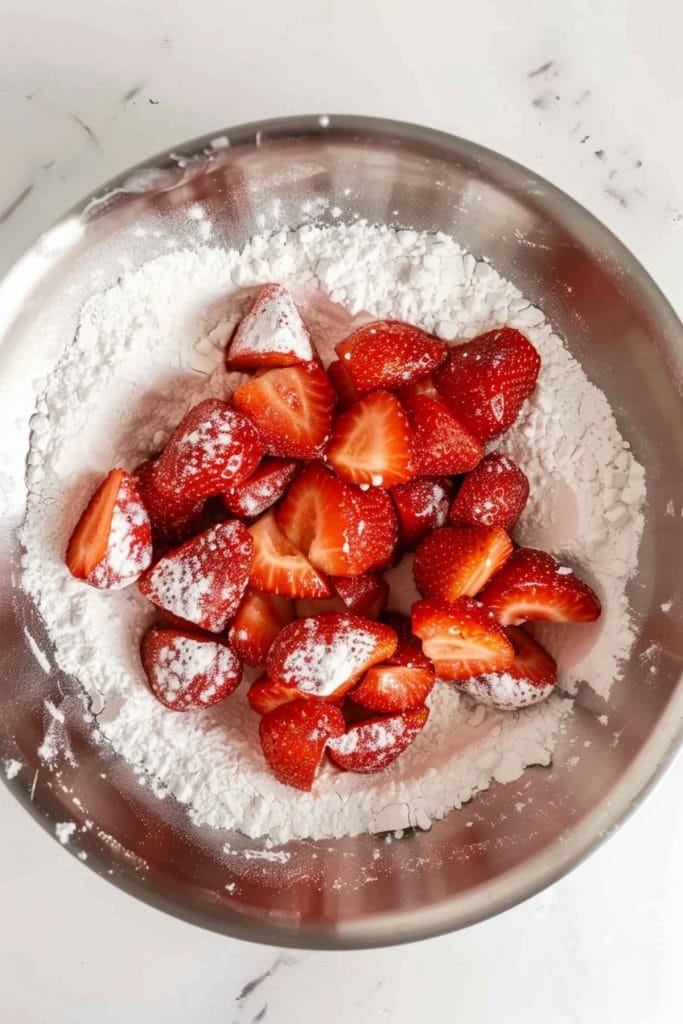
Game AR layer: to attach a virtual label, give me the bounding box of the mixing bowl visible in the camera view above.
[1,115,682,948]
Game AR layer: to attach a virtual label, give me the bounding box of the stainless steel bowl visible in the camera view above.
[1,115,682,948]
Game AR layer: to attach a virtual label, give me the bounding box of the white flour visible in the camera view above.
[20,223,645,842]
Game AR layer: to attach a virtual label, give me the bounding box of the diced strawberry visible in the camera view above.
[351,664,434,713]
[133,459,204,546]
[456,626,557,709]
[259,698,345,790]
[413,525,513,602]
[141,627,242,711]
[266,613,398,700]
[232,363,334,459]
[228,588,294,668]
[138,520,253,633]
[335,321,447,393]
[449,453,529,531]
[390,475,455,549]
[294,595,347,618]
[153,398,264,502]
[275,462,398,577]
[434,327,541,442]
[247,676,309,715]
[382,611,434,672]
[478,548,601,625]
[66,468,153,589]
[327,359,359,411]
[331,573,389,619]
[226,284,315,370]
[248,510,332,599]
[412,597,514,682]
[395,373,439,401]
[404,394,483,476]
[327,706,429,773]
[326,391,415,487]
[222,458,298,519]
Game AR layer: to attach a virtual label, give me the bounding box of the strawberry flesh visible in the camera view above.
[351,664,434,713]
[259,698,345,790]
[327,706,429,773]
[248,509,332,599]
[226,284,315,370]
[456,625,557,709]
[449,452,529,531]
[229,588,294,668]
[326,390,415,487]
[412,596,514,682]
[327,359,359,411]
[335,321,447,393]
[331,573,389,619]
[391,475,454,549]
[141,627,242,711]
[478,547,601,625]
[413,525,513,602]
[247,676,309,715]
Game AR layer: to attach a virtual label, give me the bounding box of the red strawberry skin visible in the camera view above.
[138,520,253,633]
[351,664,434,713]
[226,284,314,370]
[457,625,557,710]
[391,475,455,549]
[404,394,483,476]
[259,698,345,790]
[326,390,415,488]
[229,588,294,668]
[327,706,429,773]
[335,321,447,393]
[449,453,529,531]
[331,573,389,619]
[134,459,204,547]
[412,596,514,682]
[248,510,332,599]
[327,359,359,411]
[434,328,541,442]
[141,627,242,711]
[478,548,601,625]
[223,458,299,519]
[413,525,513,602]
[248,676,310,715]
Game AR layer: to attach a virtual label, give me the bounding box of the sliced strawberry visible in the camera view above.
[275,462,398,577]
[395,373,439,401]
[232,363,334,459]
[449,453,529,531]
[247,676,309,715]
[335,321,447,394]
[413,525,513,602]
[351,665,434,713]
[259,698,345,790]
[134,459,203,546]
[404,394,483,476]
[228,588,294,668]
[326,390,414,487]
[248,510,332,599]
[138,520,253,633]
[382,611,434,672]
[390,475,455,549]
[266,613,398,700]
[331,573,389,619]
[222,458,298,519]
[226,284,315,370]
[457,626,557,709]
[327,706,429,774]
[478,548,601,625]
[66,468,153,589]
[412,597,514,682]
[294,595,347,618]
[141,627,241,711]
[434,327,541,442]
[327,359,359,411]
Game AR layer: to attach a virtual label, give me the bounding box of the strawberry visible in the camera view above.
[248,510,332,599]
[456,626,557,710]
[412,597,514,682]
[226,284,315,370]
[434,327,541,442]
[327,359,359,411]
[138,520,253,633]
[350,664,434,713]
[141,627,242,711]
[266,612,398,700]
[247,676,309,715]
[66,468,153,589]
[391,475,455,549]
[331,573,389,619]
[232,363,334,459]
[133,459,204,546]
[222,458,298,519]
[413,525,513,602]
[259,698,345,790]
[478,548,601,625]
[335,321,447,394]
[382,611,434,672]
[228,588,294,668]
[275,462,398,577]
[395,373,439,401]
[403,394,483,476]
[327,706,429,773]
[449,453,529,531]
[326,390,415,487]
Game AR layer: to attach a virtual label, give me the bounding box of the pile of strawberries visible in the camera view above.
[65,283,600,792]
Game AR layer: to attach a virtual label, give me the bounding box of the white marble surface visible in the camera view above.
[1,0,682,1020]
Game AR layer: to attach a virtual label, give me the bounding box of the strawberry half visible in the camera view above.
[259,698,345,790]
[413,525,513,602]
[232,363,334,459]
[404,394,483,476]
[331,573,389,619]
[138,520,253,633]
[326,390,415,487]
[226,284,315,370]
[390,475,455,549]
[247,676,309,715]
[434,327,541,442]
[457,626,557,710]
[248,510,332,599]
[478,548,601,625]
[228,588,294,668]
[66,468,153,589]
[395,373,439,401]
[335,321,447,393]
[350,664,434,713]
[141,627,242,711]
[449,452,529,531]
[266,612,397,700]
[412,597,514,682]
[222,457,298,519]
[327,359,359,411]
[327,706,429,774]
[134,459,204,546]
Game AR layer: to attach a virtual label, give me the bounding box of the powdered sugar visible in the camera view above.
[459,673,555,711]
[229,283,313,363]
[276,617,379,697]
[148,634,239,707]
[89,477,152,588]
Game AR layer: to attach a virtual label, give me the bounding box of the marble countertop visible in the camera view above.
[1,0,682,1021]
